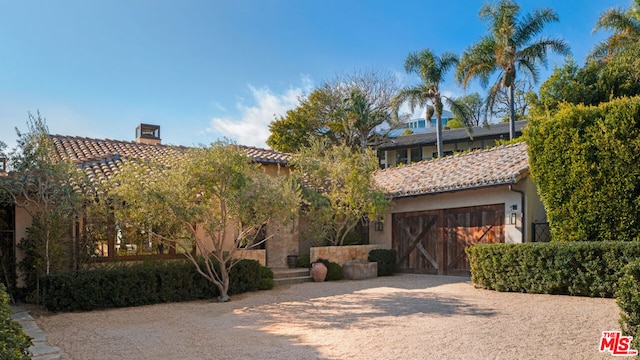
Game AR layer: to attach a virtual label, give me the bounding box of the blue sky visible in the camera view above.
[0,0,625,150]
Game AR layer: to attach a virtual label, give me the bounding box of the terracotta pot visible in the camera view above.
[311,262,328,282]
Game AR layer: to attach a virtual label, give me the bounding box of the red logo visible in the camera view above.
[600,331,638,356]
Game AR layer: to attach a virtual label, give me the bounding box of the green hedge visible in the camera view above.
[43,259,271,312]
[0,284,32,360]
[466,241,640,297]
[617,260,640,351]
[326,262,343,281]
[368,249,397,276]
[526,96,640,242]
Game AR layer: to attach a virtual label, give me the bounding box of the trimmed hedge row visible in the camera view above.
[466,241,640,297]
[43,259,273,312]
[368,249,397,276]
[0,284,32,360]
[617,260,640,351]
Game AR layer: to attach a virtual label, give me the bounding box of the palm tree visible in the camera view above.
[457,0,569,140]
[342,88,391,154]
[591,0,640,60]
[393,49,467,158]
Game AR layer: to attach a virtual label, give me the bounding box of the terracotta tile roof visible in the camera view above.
[239,146,292,165]
[373,142,529,198]
[48,135,291,186]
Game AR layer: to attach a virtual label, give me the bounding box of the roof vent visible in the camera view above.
[135,124,161,145]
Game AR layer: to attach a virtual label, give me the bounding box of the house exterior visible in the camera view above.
[369,142,546,276]
[378,120,527,168]
[386,110,455,137]
[0,125,299,288]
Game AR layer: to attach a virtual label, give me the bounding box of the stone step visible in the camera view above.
[274,276,312,286]
[271,268,311,279]
[271,267,312,286]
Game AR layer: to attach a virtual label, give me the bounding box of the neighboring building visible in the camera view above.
[369,142,546,276]
[378,120,527,168]
[386,109,455,137]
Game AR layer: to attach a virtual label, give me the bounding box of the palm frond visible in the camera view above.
[457,36,497,89]
[444,96,476,136]
[515,58,539,84]
[514,7,559,46]
[593,7,638,35]
[392,86,432,115]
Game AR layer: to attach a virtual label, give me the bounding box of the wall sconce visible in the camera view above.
[510,204,518,225]
[374,218,384,231]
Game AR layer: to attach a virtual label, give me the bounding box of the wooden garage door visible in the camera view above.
[393,204,504,276]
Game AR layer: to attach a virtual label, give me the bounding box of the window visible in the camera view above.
[410,147,422,163]
[396,149,408,165]
[0,158,6,172]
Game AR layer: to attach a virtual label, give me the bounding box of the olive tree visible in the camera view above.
[111,141,300,302]
[292,141,391,246]
[0,113,83,295]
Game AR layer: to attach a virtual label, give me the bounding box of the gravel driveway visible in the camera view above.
[34,274,621,359]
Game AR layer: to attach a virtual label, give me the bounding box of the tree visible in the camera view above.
[452,93,485,127]
[493,79,532,122]
[267,69,399,153]
[393,48,469,158]
[291,141,391,246]
[457,0,570,139]
[0,113,83,294]
[267,85,343,153]
[111,141,300,302]
[529,45,640,116]
[591,0,640,60]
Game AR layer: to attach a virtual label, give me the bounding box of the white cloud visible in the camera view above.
[207,77,313,148]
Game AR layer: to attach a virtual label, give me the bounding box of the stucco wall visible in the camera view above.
[368,181,545,247]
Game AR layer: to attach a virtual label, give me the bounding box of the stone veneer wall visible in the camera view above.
[310,245,387,266]
[235,249,266,266]
[266,219,299,268]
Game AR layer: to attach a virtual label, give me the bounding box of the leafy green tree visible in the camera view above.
[393,48,470,158]
[452,93,485,127]
[591,0,640,60]
[267,69,398,153]
[530,44,640,116]
[525,96,640,242]
[457,0,569,139]
[111,141,300,302]
[0,113,83,295]
[267,85,343,153]
[292,141,391,246]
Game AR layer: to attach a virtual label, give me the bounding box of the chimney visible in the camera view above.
[135,124,161,145]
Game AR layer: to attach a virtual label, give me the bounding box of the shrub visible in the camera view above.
[0,284,32,360]
[368,249,397,276]
[297,254,311,268]
[326,262,343,281]
[617,260,640,352]
[526,96,640,242]
[43,259,263,312]
[466,241,640,297]
[258,266,275,290]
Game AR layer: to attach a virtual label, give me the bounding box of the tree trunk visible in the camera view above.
[435,99,443,158]
[509,85,516,140]
[217,260,230,302]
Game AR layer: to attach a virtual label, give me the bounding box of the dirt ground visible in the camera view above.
[33,274,621,360]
